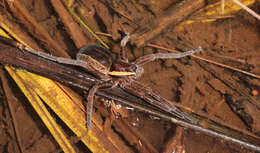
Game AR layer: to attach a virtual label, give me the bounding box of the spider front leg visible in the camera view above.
[23,45,112,80]
[120,34,131,62]
[134,46,202,66]
[85,81,115,135]
[120,34,201,66]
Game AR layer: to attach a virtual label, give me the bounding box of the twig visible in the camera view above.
[190,14,234,20]
[232,0,260,21]
[191,54,260,80]
[50,0,88,49]
[95,32,113,38]
[61,0,109,49]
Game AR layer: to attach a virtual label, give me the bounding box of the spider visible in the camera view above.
[1,35,201,134]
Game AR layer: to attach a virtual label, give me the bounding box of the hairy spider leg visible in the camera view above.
[85,82,114,135]
[120,34,131,62]
[22,47,88,66]
[0,36,81,66]
[119,34,202,66]
[0,36,84,66]
[18,44,111,80]
[134,47,202,66]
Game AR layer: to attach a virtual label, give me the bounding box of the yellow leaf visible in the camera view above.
[5,66,77,153]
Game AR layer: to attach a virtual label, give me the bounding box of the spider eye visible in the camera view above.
[77,45,113,73]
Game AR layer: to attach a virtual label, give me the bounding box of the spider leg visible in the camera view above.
[22,46,111,80]
[120,34,131,62]
[85,81,115,135]
[23,47,84,66]
[2,38,90,71]
[134,46,202,66]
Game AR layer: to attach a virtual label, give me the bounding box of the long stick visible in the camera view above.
[232,0,260,21]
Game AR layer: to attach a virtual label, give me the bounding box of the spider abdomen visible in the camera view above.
[77,45,113,74]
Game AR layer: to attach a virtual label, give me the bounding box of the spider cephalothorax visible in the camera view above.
[78,44,144,79]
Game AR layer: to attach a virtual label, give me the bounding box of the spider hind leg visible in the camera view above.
[85,82,114,135]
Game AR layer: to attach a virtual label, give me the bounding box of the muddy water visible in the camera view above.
[0,0,260,153]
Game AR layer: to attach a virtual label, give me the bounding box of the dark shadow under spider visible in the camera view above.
[5,35,201,135]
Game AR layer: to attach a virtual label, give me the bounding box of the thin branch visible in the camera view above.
[232,0,260,21]
[221,0,225,14]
